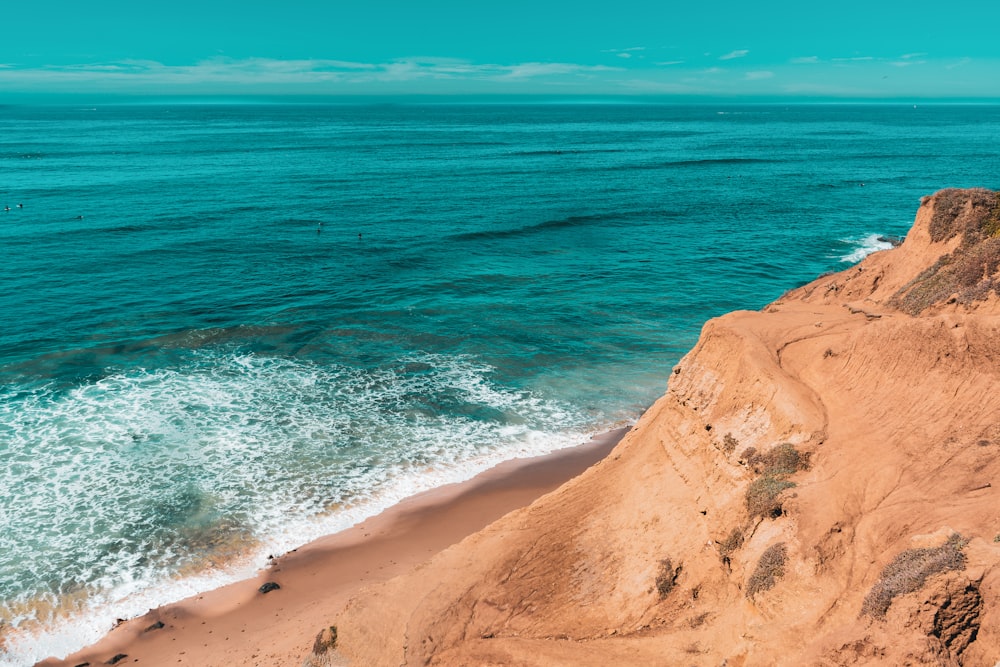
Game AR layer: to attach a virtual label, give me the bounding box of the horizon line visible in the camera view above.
[5,93,1000,107]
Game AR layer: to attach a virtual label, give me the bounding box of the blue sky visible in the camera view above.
[2,1,999,100]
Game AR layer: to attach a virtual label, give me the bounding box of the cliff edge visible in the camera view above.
[311,189,1000,666]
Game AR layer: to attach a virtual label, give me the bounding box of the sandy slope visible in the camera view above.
[318,189,1000,666]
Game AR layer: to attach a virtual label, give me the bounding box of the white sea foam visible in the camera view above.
[839,233,896,264]
[0,351,601,666]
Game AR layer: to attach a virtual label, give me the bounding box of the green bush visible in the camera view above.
[746,543,787,598]
[861,534,968,619]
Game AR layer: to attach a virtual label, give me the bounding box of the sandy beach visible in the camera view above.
[36,428,626,667]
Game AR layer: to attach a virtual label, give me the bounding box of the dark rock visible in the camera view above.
[259,581,281,594]
[105,655,128,665]
[143,620,165,632]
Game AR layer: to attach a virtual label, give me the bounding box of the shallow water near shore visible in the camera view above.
[2,103,999,665]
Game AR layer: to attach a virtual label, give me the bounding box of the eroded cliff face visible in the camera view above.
[312,189,1000,667]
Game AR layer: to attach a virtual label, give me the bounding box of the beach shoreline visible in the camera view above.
[35,427,628,667]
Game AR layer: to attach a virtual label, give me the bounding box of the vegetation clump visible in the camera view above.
[748,442,809,476]
[721,433,739,455]
[861,534,968,619]
[893,189,1000,314]
[743,443,809,520]
[746,542,787,598]
[746,476,796,519]
[718,526,745,557]
[655,558,682,599]
[717,443,809,563]
[312,625,338,653]
[927,188,1000,243]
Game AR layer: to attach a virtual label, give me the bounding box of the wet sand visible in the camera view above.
[37,428,627,667]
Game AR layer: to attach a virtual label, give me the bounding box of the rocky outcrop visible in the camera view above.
[316,189,1000,666]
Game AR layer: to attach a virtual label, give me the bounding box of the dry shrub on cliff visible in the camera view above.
[302,626,339,667]
[893,189,1000,314]
[312,625,338,653]
[861,534,968,619]
[655,558,682,598]
[746,543,787,598]
[751,442,809,476]
[718,526,745,557]
[743,443,808,520]
[927,188,1000,243]
[746,476,795,519]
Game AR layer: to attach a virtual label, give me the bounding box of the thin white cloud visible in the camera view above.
[501,62,619,79]
[719,49,749,60]
[379,61,422,80]
[0,57,626,90]
[4,53,998,98]
[218,58,377,75]
[603,47,646,61]
[900,52,927,60]
[790,56,820,64]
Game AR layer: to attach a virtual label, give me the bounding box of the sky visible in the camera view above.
[2,0,999,101]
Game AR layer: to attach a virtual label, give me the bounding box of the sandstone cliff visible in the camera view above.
[311,189,1000,666]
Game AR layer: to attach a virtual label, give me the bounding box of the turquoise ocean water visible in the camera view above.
[1,103,998,664]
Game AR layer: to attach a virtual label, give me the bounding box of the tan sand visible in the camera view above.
[35,428,626,667]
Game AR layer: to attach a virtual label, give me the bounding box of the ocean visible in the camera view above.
[1,102,998,664]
